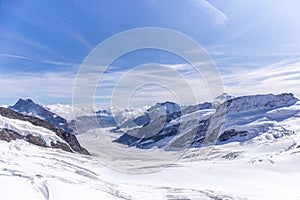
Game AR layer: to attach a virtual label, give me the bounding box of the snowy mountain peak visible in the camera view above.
[147,101,181,121]
[12,98,36,111]
[15,98,34,104]
[215,93,234,102]
[148,101,180,113]
[11,98,49,116]
[223,93,298,115]
[9,98,73,133]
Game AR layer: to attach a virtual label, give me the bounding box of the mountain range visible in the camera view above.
[2,93,299,153]
[0,93,300,153]
[1,93,300,199]
[115,93,300,150]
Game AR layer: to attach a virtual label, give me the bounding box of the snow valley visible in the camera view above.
[0,93,300,199]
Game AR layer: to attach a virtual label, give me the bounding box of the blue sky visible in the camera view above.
[1,0,300,106]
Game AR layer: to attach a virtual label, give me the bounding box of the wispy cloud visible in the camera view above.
[0,30,52,53]
[0,52,78,67]
[0,53,29,60]
[102,61,300,107]
[3,10,94,52]
[61,27,94,51]
[223,60,300,98]
[94,63,219,107]
[225,13,270,41]
[190,0,228,26]
[1,60,300,106]
[0,71,75,104]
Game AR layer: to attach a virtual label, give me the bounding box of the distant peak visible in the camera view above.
[17,98,34,103]
[215,93,234,102]
[14,98,35,106]
[158,101,178,106]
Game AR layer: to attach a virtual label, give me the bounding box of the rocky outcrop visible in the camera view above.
[50,141,72,152]
[115,123,180,149]
[218,129,248,142]
[24,133,47,147]
[0,128,73,152]
[0,128,23,142]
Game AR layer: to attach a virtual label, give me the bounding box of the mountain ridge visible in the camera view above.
[0,107,90,155]
[9,98,73,133]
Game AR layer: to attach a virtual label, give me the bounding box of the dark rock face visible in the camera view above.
[0,128,23,142]
[50,141,72,152]
[218,129,248,142]
[115,123,180,149]
[190,119,211,146]
[25,134,47,147]
[9,99,73,133]
[0,107,89,155]
[115,115,250,149]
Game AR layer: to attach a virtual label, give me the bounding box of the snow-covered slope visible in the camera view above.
[115,93,300,150]
[2,119,299,199]
[0,137,248,200]
[0,107,89,154]
[222,93,297,114]
[75,125,300,200]
[0,114,71,150]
